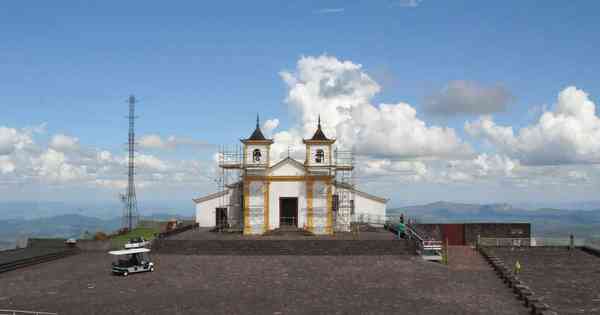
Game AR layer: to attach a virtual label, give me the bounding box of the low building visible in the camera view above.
[194,116,387,235]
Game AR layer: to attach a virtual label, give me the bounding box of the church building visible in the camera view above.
[194,116,387,235]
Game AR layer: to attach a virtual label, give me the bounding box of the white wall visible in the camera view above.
[269,181,306,230]
[353,193,387,224]
[195,195,221,227]
[195,188,242,228]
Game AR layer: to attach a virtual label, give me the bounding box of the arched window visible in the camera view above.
[315,149,324,163]
[252,149,262,162]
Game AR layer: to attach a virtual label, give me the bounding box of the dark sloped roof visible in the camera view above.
[310,115,330,141]
[248,127,266,140]
[247,114,267,141]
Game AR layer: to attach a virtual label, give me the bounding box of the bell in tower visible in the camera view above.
[303,115,336,172]
[241,114,273,169]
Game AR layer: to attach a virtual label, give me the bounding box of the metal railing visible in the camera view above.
[478,237,587,247]
[279,216,298,226]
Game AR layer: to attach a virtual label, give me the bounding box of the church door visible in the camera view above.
[215,207,227,228]
[279,197,298,227]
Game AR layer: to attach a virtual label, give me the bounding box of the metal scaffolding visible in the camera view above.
[334,148,354,232]
[216,144,243,230]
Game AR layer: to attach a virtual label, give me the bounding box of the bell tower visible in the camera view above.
[241,114,273,170]
[303,116,335,173]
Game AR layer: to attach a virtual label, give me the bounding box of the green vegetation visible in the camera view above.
[110,227,160,249]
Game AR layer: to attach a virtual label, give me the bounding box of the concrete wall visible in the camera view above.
[76,239,112,251]
[27,238,67,249]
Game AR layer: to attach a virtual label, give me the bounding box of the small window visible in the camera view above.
[315,149,324,163]
[253,149,262,162]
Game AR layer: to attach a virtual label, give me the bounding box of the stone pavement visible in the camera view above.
[0,251,530,315]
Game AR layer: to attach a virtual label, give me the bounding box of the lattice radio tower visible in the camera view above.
[121,95,140,231]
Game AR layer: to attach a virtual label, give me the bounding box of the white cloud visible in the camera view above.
[425,80,513,116]
[139,134,212,150]
[139,134,166,149]
[278,55,473,160]
[0,156,15,174]
[466,86,600,165]
[262,119,279,136]
[0,126,33,155]
[134,153,169,172]
[314,8,345,14]
[49,134,80,151]
[396,0,422,8]
[33,148,89,182]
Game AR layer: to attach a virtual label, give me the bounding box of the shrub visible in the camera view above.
[94,231,109,241]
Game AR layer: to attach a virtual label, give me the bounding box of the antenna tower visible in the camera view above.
[122,95,140,231]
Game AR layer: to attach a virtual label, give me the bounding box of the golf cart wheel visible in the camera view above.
[150,267,155,272]
[123,272,128,277]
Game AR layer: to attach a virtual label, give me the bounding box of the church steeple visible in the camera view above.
[247,113,267,141]
[309,114,330,141]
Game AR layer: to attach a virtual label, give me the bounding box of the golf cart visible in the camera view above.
[124,236,149,249]
[109,248,154,276]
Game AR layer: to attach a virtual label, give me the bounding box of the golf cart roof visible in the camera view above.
[109,248,150,255]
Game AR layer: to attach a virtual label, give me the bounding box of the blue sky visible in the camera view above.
[1,1,600,210]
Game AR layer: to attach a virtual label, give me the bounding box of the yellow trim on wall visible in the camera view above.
[327,181,333,234]
[245,175,333,182]
[243,179,250,235]
[306,180,314,232]
[305,143,310,165]
[263,181,270,233]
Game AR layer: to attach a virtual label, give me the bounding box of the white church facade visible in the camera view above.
[194,117,387,235]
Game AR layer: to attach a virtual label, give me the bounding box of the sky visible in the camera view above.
[1,1,600,212]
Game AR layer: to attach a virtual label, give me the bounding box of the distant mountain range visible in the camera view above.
[389,201,600,238]
[2,201,600,251]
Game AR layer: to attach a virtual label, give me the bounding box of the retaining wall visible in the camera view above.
[153,239,415,255]
[76,240,112,252]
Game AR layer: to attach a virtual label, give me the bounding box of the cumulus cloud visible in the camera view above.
[466,86,600,165]
[0,156,16,174]
[135,153,169,172]
[0,126,33,155]
[277,55,473,160]
[425,80,513,116]
[262,119,279,137]
[139,134,212,150]
[33,148,89,182]
[49,134,80,151]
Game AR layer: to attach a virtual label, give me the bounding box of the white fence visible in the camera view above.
[479,237,591,247]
